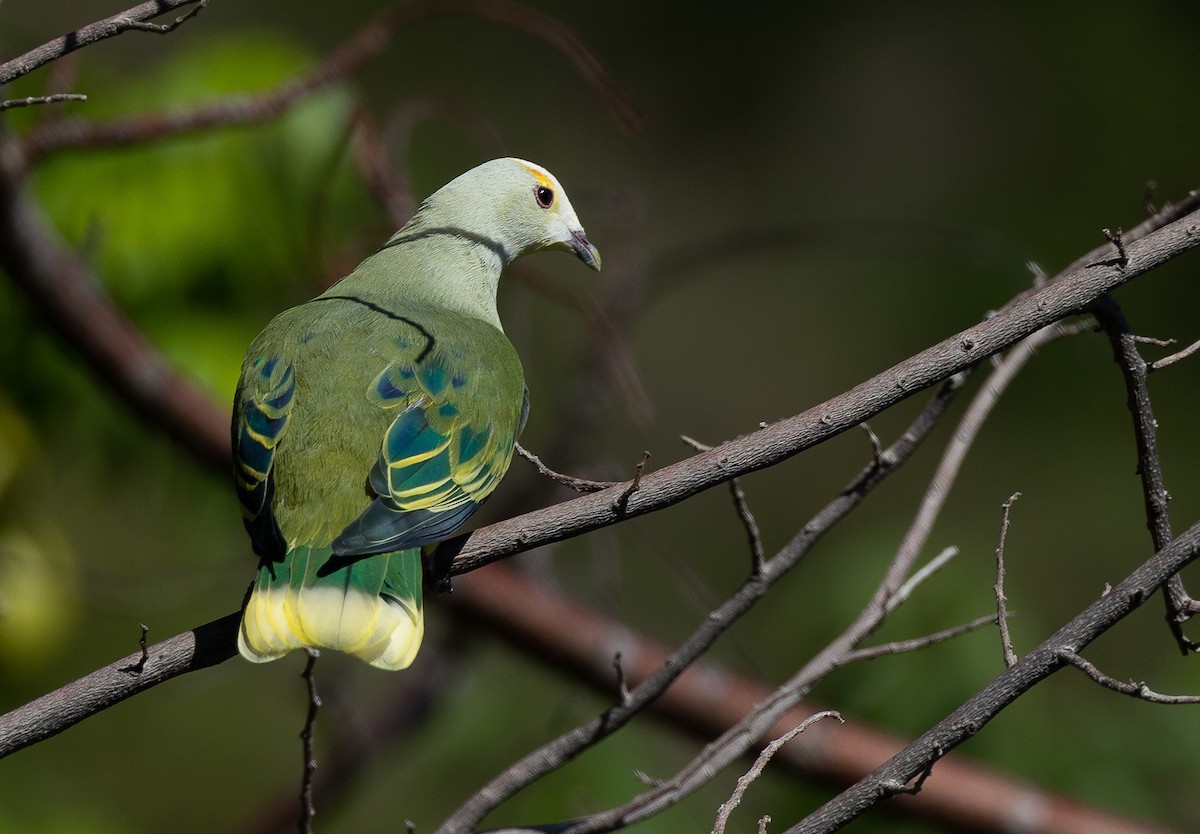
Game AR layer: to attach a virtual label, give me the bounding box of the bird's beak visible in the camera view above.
[569,229,602,272]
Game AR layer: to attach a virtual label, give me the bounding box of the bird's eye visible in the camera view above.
[534,185,555,209]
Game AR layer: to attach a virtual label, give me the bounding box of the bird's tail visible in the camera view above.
[238,545,423,670]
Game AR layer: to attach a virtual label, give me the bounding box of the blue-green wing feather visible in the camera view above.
[233,354,296,562]
[332,358,518,557]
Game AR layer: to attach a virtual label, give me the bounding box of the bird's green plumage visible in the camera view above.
[234,158,599,669]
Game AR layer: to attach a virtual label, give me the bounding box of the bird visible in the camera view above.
[233,158,601,670]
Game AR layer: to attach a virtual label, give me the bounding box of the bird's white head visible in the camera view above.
[421,157,601,272]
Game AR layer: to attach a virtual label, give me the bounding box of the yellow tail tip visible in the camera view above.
[238,582,424,671]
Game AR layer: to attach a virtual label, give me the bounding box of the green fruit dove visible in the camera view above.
[233,158,601,669]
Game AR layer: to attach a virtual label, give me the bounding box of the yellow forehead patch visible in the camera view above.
[516,160,555,190]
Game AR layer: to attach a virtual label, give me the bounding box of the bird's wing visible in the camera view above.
[233,354,296,562]
[332,356,519,557]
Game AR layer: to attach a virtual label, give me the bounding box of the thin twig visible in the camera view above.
[1059,650,1200,704]
[859,422,885,467]
[612,451,650,513]
[299,650,321,834]
[1133,335,1176,347]
[879,754,938,797]
[711,711,842,834]
[1148,336,1200,372]
[886,546,959,614]
[612,652,631,707]
[119,622,151,674]
[0,94,87,112]
[231,636,465,834]
[788,514,1200,833]
[1145,181,1159,216]
[994,493,1021,668]
[838,614,999,665]
[121,1,206,33]
[681,435,765,576]
[515,442,616,492]
[1102,227,1128,266]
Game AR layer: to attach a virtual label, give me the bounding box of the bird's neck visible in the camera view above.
[325,226,507,331]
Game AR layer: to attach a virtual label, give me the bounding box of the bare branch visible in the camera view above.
[711,712,843,834]
[434,373,968,834]
[1094,297,1200,653]
[0,0,206,87]
[1059,650,1200,705]
[548,312,1123,834]
[785,521,1200,833]
[0,93,87,112]
[444,562,1182,834]
[994,493,1022,668]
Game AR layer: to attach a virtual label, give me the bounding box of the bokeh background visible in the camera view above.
[1,2,1199,832]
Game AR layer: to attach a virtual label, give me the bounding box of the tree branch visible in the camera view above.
[786,521,1200,833]
[0,0,207,88]
[434,372,968,834]
[0,613,238,757]
[1094,296,1200,653]
[537,313,1085,834]
[443,205,1200,578]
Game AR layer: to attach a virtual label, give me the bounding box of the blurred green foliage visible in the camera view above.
[1,2,1199,833]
